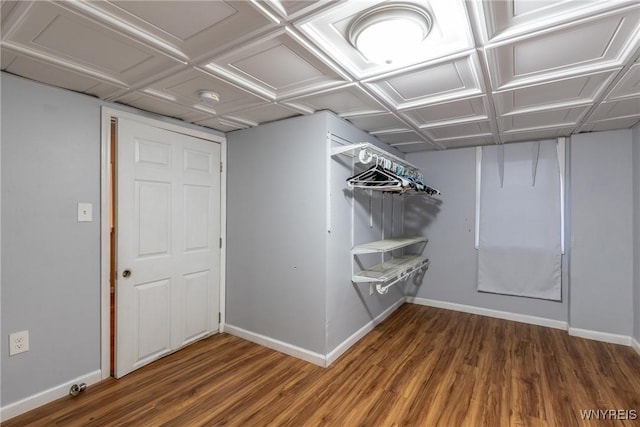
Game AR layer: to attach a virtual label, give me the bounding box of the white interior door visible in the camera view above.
[116,117,221,378]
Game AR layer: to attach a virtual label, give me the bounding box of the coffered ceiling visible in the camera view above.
[1,0,639,152]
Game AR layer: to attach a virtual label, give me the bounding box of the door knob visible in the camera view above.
[122,269,132,278]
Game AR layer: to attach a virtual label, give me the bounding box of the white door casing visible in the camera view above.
[116,117,221,377]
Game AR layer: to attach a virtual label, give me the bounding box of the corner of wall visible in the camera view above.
[632,124,640,343]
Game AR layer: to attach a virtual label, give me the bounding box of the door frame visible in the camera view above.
[99,107,227,380]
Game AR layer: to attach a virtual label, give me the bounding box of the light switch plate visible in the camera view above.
[78,203,93,222]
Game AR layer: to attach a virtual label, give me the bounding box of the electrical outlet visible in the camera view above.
[9,330,29,356]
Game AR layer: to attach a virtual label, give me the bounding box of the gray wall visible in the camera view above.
[226,113,328,353]
[226,111,407,355]
[0,72,224,408]
[570,130,634,336]
[633,124,640,342]
[404,146,569,321]
[1,74,102,406]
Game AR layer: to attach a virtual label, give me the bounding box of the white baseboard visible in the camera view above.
[568,327,632,346]
[326,297,405,367]
[632,338,640,356]
[0,369,102,422]
[406,297,568,330]
[223,324,326,367]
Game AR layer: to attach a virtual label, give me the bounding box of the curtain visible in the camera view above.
[477,140,562,301]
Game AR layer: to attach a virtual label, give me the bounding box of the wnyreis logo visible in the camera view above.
[580,409,637,420]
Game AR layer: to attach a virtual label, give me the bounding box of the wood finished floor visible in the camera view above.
[3,304,640,427]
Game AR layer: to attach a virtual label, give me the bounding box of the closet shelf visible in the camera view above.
[352,236,428,254]
[352,255,429,283]
[331,142,421,172]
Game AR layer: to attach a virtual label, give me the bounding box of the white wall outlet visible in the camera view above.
[9,330,29,356]
[77,202,93,222]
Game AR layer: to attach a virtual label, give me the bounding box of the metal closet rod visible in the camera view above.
[331,142,423,180]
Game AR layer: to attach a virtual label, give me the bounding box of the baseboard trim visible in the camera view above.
[406,297,568,330]
[223,324,326,367]
[568,327,632,346]
[326,297,405,367]
[632,338,640,356]
[0,369,102,422]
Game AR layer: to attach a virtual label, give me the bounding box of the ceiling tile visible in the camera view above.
[500,127,573,143]
[389,142,439,153]
[586,97,640,122]
[364,53,483,109]
[90,1,276,62]
[297,0,474,79]
[374,130,427,145]
[282,84,385,116]
[3,53,124,98]
[485,7,640,90]
[606,62,640,101]
[345,113,409,133]
[223,103,302,126]
[4,1,182,86]
[117,92,204,122]
[264,0,337,20]
[206,29,348,100]
[400,96,488,128]
[477,0,636,42]
[194,117,249,133]
[144,68,267,116]
[423,120,493,141]
[498,106,590,133]
[434,135,496,149]
[494,71,615,115]
[579,116,640,133]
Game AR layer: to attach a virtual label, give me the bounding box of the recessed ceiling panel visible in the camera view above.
[389,142,438,153]
[401,96,488,128]
[500,127,573,143]
[424,120,492,141]
[194,117,248,133]
[365,54,483,109]
[265,0,336,20]
[4,54,123,98]
[606,62,640,100]
[223,103,302,126]
[580,116,640,132]
[5,1,181,85]
[494,71,615,114]
[433,135,496,149]
[345,113,409,133]
[297,0,473,79]
[282,84,385,117]
[93,1,275,61]
[207,30,348,99]
[586,97,640,122]
[118,92,204,122]
[479,0,634,42]
[145,68,267,115]
[374,130,427,145]
[498,106,589,132]
[486,7,640,89]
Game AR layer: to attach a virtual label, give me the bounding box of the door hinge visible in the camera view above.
[218,312,221,323]
[219,237,222,248]
[220,162,223,173]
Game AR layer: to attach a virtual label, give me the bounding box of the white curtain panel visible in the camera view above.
[477,141,562,301]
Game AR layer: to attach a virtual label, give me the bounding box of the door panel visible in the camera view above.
[116,117,221,377]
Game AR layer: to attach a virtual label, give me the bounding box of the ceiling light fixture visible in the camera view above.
[348,4,433,65]
[197,90,221,103]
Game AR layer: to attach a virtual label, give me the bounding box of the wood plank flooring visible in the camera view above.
[3,304,640,426]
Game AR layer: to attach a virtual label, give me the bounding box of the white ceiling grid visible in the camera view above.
[1,0,638,152]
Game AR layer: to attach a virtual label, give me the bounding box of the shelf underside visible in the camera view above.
[352,236,428,254]
[353,255,429,283]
